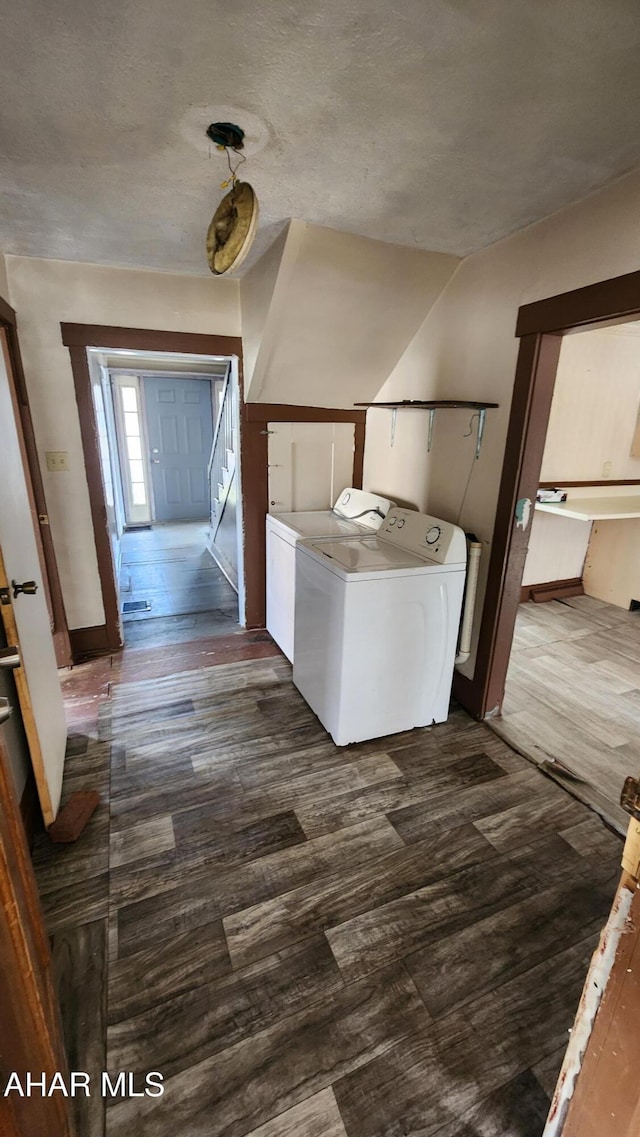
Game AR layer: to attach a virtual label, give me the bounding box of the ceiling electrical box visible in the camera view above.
[45,451,70,472]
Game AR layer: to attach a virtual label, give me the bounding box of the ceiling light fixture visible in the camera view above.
[205,121,259,276]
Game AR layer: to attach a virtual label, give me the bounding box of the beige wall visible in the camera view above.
[542,327,640,481]
[242,221,459,408]
[363,167,640,677]
[6,256,240,629]
[241,223,291,396]
[0,254,8,300]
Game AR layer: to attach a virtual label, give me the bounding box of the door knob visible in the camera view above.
[12,580,38,598]
[0,647,20,669]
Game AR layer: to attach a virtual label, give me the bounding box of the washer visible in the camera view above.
[293,507,467,746]
[266,487,394,662]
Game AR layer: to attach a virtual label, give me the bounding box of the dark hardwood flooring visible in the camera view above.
[119,521,238,648]
[35,635,623,1137]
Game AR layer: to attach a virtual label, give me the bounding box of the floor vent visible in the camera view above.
[122,600,151,614]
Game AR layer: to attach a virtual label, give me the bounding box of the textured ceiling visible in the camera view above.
[1,0,640,275]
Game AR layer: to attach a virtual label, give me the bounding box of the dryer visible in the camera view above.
[293,507,467,745]
[266,487,394,662]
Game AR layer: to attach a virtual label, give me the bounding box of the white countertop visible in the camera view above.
[536,496,640,521]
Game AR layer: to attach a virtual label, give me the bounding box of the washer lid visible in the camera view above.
[268,511,366,540]
[302,535,434,572]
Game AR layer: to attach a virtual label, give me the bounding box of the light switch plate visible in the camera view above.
[46,451,70,472]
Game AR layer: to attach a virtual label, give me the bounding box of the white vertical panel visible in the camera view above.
[267,422,355,512]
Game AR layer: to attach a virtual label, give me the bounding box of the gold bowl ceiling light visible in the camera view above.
[205,122,259,276]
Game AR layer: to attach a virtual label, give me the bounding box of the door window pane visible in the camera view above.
[126,435,142,460]
[121,387,138,413]
[131,483,146,505]
[129,460,144,483]
[124,412,140,437]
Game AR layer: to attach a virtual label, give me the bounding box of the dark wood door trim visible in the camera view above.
[62,325,245,655]
[0,300,71,666]
[515,268,640,336]
[455,269,640,719]
[244,402,367,425]
[240,401,367,629]
[0,731,75,1136]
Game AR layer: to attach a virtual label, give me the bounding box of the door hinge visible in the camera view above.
[621,776,640,820]
[0,587,10,606]
[38,513,50,525]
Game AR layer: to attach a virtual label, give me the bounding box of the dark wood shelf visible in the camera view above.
[354,400,499,457]
[354,400,499,409]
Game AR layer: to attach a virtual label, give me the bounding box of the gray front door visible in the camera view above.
[143,377,214,522]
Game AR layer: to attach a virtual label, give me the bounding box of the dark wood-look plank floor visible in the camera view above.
[34,633,624,1137]
[494,595,640,832]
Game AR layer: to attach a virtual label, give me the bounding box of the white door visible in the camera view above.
[0,331,66,824]
[267,421,355,512]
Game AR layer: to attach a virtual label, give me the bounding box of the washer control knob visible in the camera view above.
[397,518,405,528]
[341,492,351,504]
[388,516,397,526]
[426,525,441,544]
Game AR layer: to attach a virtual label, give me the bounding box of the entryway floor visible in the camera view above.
[119,521,238,648]
[491,594,640,833]
[34,633,622,1137]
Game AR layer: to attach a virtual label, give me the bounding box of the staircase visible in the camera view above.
[207,367,239,589]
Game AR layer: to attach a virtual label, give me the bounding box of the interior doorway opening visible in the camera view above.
[87,346,243,650]
[490,320,640,832]
[460,272,640,837]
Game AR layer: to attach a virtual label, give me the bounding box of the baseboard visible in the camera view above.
[20,769,44,851]
[520,577,584,603]
[69,624,116,662]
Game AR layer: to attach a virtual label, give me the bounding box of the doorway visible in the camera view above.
[457,269,640,829]
[490,321,640,830]
[98,354,241,649]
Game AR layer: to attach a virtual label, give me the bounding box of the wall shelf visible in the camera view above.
[355,400,499,457]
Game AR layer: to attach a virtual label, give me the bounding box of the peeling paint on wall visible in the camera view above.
[542,882,635,1137]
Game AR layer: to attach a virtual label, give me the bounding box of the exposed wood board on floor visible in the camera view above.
[33,635,623,1137]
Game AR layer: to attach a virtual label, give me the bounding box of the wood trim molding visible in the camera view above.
[63,324,245,654]
[0,300,71,666]
[69,625,112,661]
[457,267,640,721]
[61,322,241,356]
[67,344,122,655]
[516,269,640,337]
[520,577,584,603]
[244,403,366,424]
[539,478,640,488]
[240,400,368,629]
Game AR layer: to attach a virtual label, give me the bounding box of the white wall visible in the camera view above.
[363,167,640,676]
[0,254,8,301]
[522,510,591,587]
[242,221,459,408]
[5,256,240,629]
[542,327,640,481]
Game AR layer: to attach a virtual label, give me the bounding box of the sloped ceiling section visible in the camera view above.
[241,222,460,408]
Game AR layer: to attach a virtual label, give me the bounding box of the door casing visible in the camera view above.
[453,267,640,719]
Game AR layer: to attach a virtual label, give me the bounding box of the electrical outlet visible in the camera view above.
[602,460,612,478]
[46,451,70,472]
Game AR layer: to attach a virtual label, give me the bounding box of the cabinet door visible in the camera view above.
[267,422,355,513]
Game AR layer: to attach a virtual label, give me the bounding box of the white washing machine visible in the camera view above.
[266,488,394,662]
[293,507,467,746]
